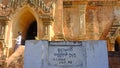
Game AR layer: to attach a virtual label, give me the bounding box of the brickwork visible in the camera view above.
[2,0,9,5]
[63,0,118,1]
[0,0,119,68]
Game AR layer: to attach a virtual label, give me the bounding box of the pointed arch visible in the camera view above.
[9,5,43,46]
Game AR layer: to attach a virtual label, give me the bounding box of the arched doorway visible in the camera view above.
[10,5,43,47]
[26,20,37,40]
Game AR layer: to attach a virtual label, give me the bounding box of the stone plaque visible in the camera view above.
[24,40,109,68]
[48,41,85,67]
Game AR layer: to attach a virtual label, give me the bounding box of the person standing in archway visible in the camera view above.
[14,32,22,51]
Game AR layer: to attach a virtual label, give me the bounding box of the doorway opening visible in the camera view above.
[114,36,120,52]
[115,40,119,51]
[26,21,37,40]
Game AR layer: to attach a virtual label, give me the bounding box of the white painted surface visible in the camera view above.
[24,40,48,68]
[24,40,109,68]
[85,41,109,68]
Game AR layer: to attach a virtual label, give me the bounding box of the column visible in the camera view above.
[79,4,87,39]
[92,9,99,40]
[54,0,64,41]
[41,15,52,40]
[42,22,50,40]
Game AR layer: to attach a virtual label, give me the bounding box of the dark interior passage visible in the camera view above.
[26,21,37,40]
[115,40,119,52]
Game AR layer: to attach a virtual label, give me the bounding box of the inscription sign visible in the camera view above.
[48,42,85,67]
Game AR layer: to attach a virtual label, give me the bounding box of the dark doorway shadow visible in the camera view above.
[115,40,119,51]
[26,21,37,40]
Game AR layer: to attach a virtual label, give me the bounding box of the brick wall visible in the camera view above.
[108,51,120,68]
[2,0,9,5]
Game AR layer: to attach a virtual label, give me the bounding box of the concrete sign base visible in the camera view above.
[24,40,109,68]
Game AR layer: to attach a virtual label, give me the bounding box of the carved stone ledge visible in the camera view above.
[40,14,54,22]
[6,0,52,14]
[88,1,119,6]
[52,33,65,41]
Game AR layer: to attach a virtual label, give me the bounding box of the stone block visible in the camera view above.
[24,40,109,68]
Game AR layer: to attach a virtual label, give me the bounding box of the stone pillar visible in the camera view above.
[92,9,99,40]
[41,15,52,40]
[42,22,51,40]
[54,0,64,41]
[79,4,87,40]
